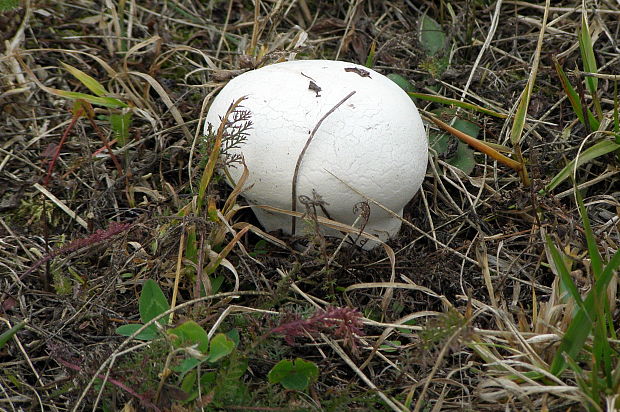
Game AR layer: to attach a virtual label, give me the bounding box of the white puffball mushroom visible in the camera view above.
[205,59,427,249]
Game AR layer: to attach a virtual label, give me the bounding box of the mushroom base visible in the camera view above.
[251,205,403,250]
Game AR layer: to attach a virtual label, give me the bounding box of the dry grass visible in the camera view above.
[1,0,619,411]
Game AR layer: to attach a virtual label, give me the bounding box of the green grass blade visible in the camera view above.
[543,140,620,193]
[60,62,109,97]
[551,248,620,375]
[509,81,532,146]
[553,59,600,130]
[583,189,614,385]
[0,321,26,349]
[408,92,507,118]
[550,306,592,375]
[53,89,128,108]
[509,0,548,146]
[546,236,587,312]
[578,13,598,95]
[575,189,603,277]
[592,250,620,315]
[110,111,132,146]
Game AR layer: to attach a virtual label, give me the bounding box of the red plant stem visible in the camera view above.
[44,108,83,187]
[18,222,132,280]
[84,110,125,178]
[56,357,161,412]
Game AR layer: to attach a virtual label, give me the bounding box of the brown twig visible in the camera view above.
[291,91,356,234]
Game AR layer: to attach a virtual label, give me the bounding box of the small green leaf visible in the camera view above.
[173,357,200,374]
[180,369,198,398]
[60,62,109,97]
[0,321,26,349]
[139,279,170,325]
[115,324,158,341]
[226,328,240,347]
[249,240,268,257]
[168,320,210,353]
[207,333,235,363]
[387,73,416,94]
[420,15,447,56]
[449,141,476,174]
[268,358,319,391]
[430,113,478,175]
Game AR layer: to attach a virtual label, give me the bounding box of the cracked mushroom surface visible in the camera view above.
[205,59,428,249]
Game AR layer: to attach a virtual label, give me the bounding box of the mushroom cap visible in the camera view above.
[205,59,427,249]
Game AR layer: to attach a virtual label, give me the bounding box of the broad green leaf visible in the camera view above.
[115,324,158,341]
[554,60,599,130]
[543,140,620,193]
[453,118,480,140]
[578,13,598,94]
[268,358,319,391]
[0,321,25,349]
[139,279,170,325]
[60,62,109,97]
[168,320,209,353]
[207,333,235,363]
[420,15,447,56]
